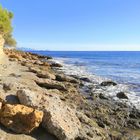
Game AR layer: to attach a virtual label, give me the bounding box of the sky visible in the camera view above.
[0,0,140,51]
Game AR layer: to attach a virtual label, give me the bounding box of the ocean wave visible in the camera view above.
[50,57,140,110]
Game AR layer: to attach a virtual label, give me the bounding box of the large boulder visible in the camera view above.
[100,81,117,86]
[17,89,81,140]
[116,92,128,99]
[0,104,43,134]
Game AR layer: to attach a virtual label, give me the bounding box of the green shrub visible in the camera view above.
[0,5,16,47]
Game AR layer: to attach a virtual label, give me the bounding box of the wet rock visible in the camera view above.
[90,92,108,100]
[80,77,91,82]
[0,104,43,134]
[98,93,108,100]
[17,89,81,140]
[129,109,140,119]
[46,56,53,59]
[116,92,128,99]
[50,63,62,67]
[127,119,140,129]
[76,112,107,140]
[100,81,117,86]
[35,79,67,91]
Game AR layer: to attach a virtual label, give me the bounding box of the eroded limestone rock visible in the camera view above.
[0,104,43,134]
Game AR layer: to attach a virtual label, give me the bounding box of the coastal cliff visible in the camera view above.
[0,49,139,140]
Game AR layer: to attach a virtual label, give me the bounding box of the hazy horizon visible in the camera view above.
[19,44,140,51]
[1,0,140,51]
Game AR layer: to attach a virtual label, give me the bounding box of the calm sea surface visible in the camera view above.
[31,51,140,94]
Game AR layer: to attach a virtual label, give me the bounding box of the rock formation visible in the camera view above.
[17,89,81,140]
[0,103,43,134]
[0,35,8,64]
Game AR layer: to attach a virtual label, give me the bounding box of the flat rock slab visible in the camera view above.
[35,79,67,91]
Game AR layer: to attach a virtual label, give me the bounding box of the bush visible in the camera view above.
[0,5,16,47]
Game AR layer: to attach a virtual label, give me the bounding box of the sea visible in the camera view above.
[30,51,140,109]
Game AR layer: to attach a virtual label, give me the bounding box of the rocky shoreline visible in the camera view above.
[0,49,139,140]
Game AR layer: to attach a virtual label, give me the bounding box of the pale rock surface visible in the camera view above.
[17,89,81,140]
[0,35,8,65]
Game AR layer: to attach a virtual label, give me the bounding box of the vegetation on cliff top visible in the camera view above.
[0,5,16,47]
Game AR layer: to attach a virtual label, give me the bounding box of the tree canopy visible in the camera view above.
[0,5,16,47]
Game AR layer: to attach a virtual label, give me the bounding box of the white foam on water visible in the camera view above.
[50,57,140,110]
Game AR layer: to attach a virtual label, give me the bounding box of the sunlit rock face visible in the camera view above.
[0,35,5,54]
[0,35,7,64]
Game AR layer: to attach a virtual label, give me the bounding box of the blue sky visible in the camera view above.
[0,0,140,50]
